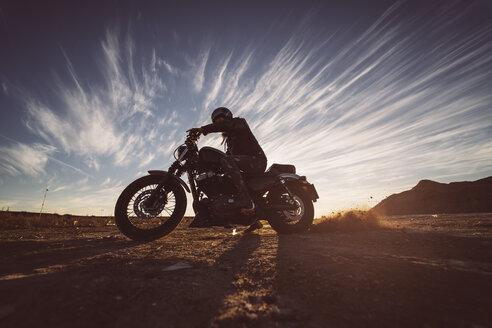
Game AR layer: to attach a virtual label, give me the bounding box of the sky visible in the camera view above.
[0,0,491,216]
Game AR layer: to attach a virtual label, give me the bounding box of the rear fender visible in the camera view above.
[148,170,191,193]
[278,173,319,202]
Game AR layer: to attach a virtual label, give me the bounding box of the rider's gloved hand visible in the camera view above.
[186,127,203,136]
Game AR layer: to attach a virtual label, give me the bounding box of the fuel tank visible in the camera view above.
[198,146,226,172]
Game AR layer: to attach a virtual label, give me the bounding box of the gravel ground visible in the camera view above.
[1,215,491,327]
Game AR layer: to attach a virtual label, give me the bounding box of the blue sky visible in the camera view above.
[1,0,491,216]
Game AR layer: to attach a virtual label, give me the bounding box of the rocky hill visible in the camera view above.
[372,176,492,215]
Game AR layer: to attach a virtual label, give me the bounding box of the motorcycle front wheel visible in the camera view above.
[114,175,187,241]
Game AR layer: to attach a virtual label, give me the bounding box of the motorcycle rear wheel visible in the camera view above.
[115,175,186,241]
[267,184,314,234]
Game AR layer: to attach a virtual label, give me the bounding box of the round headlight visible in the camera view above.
[174,145,188,161]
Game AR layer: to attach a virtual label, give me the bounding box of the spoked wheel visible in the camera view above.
[115,175,186,241]
[267,184,314,234]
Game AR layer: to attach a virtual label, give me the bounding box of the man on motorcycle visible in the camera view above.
[188,107,267,230]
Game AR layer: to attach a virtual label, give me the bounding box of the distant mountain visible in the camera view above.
[372,176,492,215]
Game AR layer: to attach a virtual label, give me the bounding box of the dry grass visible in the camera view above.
[310,210,381,233]
[0,211,114,229]
[1,209,383,233]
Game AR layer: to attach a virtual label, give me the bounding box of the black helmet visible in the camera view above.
[211,107,233,123]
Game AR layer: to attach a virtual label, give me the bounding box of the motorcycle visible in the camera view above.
[114,130,319,241]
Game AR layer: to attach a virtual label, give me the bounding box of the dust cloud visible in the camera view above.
[311,210,381,233]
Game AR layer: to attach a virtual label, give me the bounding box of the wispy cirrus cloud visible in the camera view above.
[1,81,7,95]
[2,1,492,215]
[24,28,169,170]
[192,47,211,93]
[0,141,55,177]
[192,1,492,208]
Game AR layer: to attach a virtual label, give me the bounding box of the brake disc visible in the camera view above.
[133,189,168,219]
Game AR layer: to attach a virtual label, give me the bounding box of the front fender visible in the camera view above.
[148,170,191,193]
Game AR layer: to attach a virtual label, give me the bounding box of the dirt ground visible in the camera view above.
[1,214,491,327]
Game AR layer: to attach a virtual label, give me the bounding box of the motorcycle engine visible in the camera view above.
[196,171,235,198]
[195,171,238,219]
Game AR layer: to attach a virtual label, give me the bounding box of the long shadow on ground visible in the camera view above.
[274,230,492,327]
[0,238,138,276]
[0,231,261,328]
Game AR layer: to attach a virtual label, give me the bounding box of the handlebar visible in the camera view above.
[187,130,201,142]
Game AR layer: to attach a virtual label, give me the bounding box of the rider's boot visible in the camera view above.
[244,219,263,233]
[220,156,255,214]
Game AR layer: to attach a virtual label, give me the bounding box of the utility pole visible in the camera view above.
[40,187,49,219]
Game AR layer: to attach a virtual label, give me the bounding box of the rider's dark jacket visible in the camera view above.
[201,117,267,161]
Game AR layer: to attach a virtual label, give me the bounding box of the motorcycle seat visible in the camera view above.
[264,164,296,176]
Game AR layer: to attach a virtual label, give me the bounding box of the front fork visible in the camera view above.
[147,162,181,206]
[187,172,200,207]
